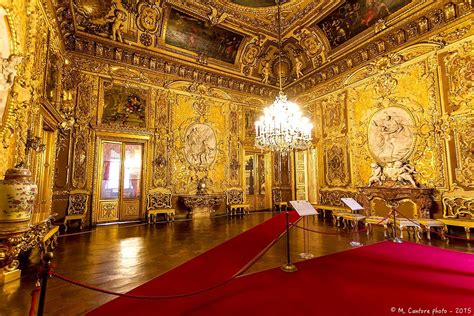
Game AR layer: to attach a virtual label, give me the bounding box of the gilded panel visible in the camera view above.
[440,40,474,113]
[152,90,170,188]
[97,200,119,222]
[170,92,228,194]
[324,137,351,187]
[452,114,474,189]
[319,91,347,139]
[348,58,446,188]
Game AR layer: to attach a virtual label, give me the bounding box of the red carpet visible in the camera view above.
[89,212,300,314]
[90,240,474,316]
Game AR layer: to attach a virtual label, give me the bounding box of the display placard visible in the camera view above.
[341,198,364,211]
[289,200,318,216]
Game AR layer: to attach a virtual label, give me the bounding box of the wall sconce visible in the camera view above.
[25,129,46,153]
[59,97,75,132]
[153,155,167,168]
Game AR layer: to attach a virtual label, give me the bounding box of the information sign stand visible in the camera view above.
[290,201,318,259]
[341,198,364,247]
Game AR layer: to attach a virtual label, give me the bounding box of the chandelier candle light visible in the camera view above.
[254,0,313,273]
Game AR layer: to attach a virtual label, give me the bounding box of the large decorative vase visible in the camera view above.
[0,167,37,234]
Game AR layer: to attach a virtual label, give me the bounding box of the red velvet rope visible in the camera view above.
[51,271,237,299]
[28,286,40,316]
[291,213,391,236]
[46,217,297,300]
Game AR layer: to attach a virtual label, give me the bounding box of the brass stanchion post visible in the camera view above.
[281,210,297,272]
[392,208,402,244]
[37,251,53,316]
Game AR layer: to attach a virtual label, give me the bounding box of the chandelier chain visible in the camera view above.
[254,0,313,153]
[277,0,283,91]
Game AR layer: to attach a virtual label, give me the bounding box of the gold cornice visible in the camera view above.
[67,35,278,98]
[68,52,272,107]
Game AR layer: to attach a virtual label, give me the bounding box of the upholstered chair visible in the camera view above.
[63,189,90,232]
[272,188,287,212]
[146,188,175,223]
[225,188,250,216]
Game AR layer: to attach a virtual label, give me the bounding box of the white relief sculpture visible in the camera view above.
[368,160,418,188]
[394,160,417,187]
[368,162,384,186]
[368,107,414,163]
[0,55,22,91]
[184,123,217,167]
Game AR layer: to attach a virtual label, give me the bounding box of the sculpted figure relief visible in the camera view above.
[261,61,271,84]
[301,36,322,57]
[0,55,22,91]
[393,160,417,187]
[294,56,304,79]
[185,124,217,167]
[243,44,259,65]
[108,9,126,43]
[368,162,384,186]
[368,107,414,163]
[367,160,418,188]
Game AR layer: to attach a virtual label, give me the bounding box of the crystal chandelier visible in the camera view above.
[254,0,313,153]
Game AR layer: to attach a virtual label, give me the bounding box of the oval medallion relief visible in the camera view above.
[368,106,415,164]
[184,123,217,167]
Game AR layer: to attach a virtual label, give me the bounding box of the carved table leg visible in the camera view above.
[426,226,431,240]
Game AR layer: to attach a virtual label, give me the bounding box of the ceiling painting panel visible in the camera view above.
[229,0,282,8]
[164,9,244,64]
[317,0,412,48]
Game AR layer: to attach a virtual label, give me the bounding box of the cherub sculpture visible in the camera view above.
[294,56,304,79]
[108,9,126,43]
[368,162,384,187]
[0,55,22,91]
[394,160,417,187]
[261,61,271,84]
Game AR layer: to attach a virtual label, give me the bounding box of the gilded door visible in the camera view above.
[34,129,55,223]
[244,153,270,211]
[295,151,308,201]
[97,141,143,222]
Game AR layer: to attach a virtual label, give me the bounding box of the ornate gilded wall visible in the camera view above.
[57,55,269,222]
[299,16,473,215]
[0,0,68,221]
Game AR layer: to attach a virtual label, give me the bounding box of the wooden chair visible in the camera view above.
[63,189,89,232]
[225,188,250,216]
[272,188,287,212]
[146,188,175,223]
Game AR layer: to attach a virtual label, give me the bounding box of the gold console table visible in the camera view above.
[181,194,224,218]
[0,216,59,284]
[358,187,434,218]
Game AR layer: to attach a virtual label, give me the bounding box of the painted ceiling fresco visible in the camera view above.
[60,0,427,89]
[165,9,244,64]
[230,0,283,7]
[317,0,412,48]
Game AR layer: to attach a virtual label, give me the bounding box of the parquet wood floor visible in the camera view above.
[1,212,471,315]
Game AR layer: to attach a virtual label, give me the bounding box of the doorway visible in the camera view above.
[96,141,144,223]
[244,152,270,211]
